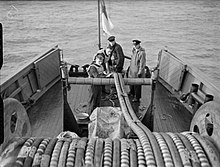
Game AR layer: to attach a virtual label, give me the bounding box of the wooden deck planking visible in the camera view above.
[153,82,192,132]
[166,101,185,132]
[74,85,83,110]
[158,99,176,132]
[67,90,73,108]
[164,97,191,132]
[68,85,78,112]
[27,81,63,138]
[80,85,90,102]
[75,85,82,108]
[68,84,83,112]
[154,105,169,132]
[68,85,78,111]
[68,84,91,115]
[133,84,169,132]
[161,100,179,132]
[154,91,180,132]
[140,85,151,108]
[124,85,151,115]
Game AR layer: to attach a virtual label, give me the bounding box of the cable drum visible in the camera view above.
[0,98,31,152]
[1,134,220,167]
[190,101,220,152]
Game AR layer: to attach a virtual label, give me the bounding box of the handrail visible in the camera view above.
[68,77,152,85]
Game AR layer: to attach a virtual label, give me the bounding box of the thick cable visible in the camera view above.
[41,138,58,167]
[103,138,113,167]
[167,132,192,167]
[153,132,174,167]
[182,133,210,167]
[160,133,183,167]
[66,138,79,167]
[85,138,96,167]
[32,138,51,167]
[14,137,35,167]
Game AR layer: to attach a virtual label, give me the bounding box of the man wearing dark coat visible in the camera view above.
[87,54,106,113]
[107,36,125,73]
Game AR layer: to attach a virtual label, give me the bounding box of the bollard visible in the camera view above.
[204,94,214,103]
[82,64,90,72]
[187,83,199,106]
[190,83,199,93]
[69,65,79,73]
[74,65,79,72]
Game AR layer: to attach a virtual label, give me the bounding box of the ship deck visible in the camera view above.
[27,81,63,138]
[27,79,193,138]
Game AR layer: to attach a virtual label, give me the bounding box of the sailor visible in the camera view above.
[128,39,146,102]
[87,54,106,113]
[95,48,113,94]
[96,47,112,74]
[107,36,125,73]
[88,54,106,78]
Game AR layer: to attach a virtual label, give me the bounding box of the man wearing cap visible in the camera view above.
[107,36,125,73]
[128,39,146,102]
[87,54,106,113]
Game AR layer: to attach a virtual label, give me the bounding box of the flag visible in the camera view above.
[101,0,114,36]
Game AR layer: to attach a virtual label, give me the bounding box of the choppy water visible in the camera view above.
[0,0,220,86]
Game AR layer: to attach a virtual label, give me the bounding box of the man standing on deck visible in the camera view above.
[128,39,146,102]
[87,54,106,113]
[107,36,125,73]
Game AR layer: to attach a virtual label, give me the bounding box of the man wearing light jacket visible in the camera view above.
[128,39,146,102]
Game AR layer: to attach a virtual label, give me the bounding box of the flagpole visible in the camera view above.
[0,23,3,145]
[98,0,101,49]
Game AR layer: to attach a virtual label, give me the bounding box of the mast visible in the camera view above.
[98,0,101,49]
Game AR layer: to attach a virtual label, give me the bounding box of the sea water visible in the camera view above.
[0,0,220,87]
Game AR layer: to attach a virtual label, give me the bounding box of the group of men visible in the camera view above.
[87,35,147,111]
